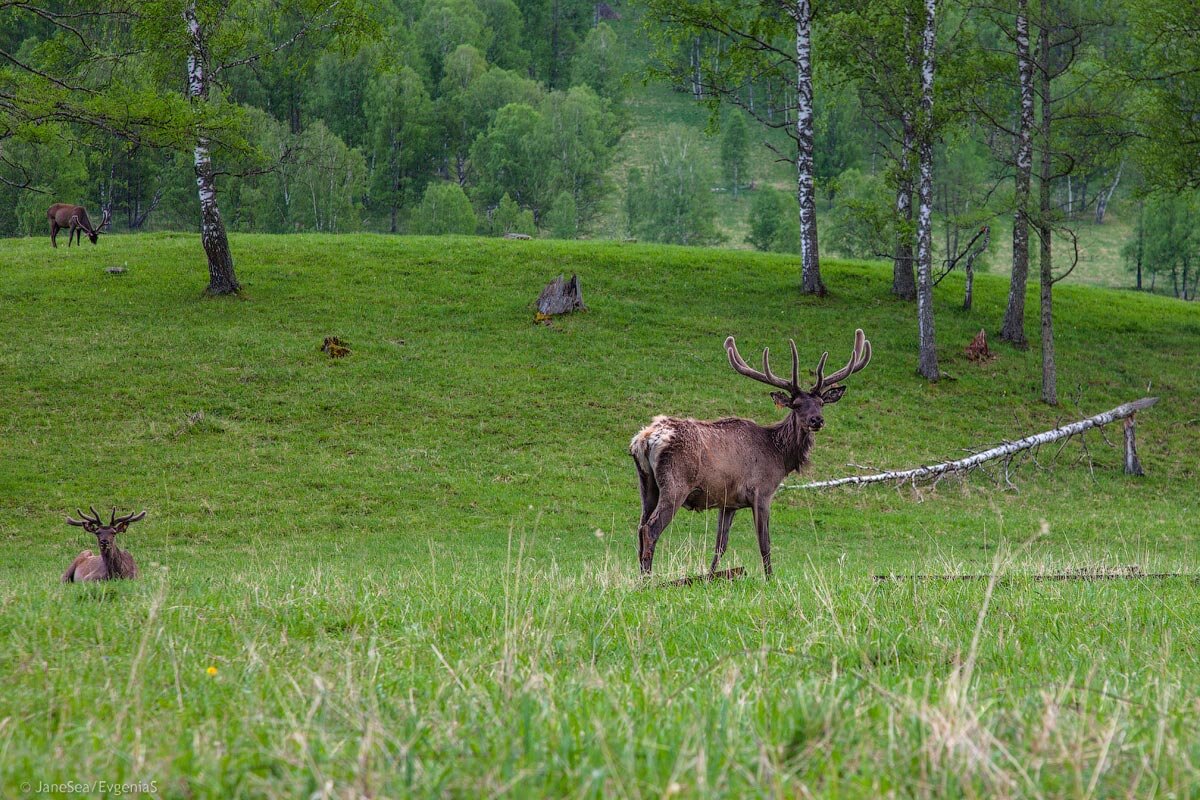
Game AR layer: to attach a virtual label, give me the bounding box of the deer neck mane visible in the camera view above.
[98,542,131,577]
[767,409,814,473]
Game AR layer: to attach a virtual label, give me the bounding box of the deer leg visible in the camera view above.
[635,465,659,563]
[639,485,687,575]
[50,222,58,248]
[710,507,735,574]
[751,498,773,579]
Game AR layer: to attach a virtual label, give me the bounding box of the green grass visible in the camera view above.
[2,233,1199,797]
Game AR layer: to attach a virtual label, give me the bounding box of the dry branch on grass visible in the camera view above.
[786,397,1158,491]
[665,566,745,587]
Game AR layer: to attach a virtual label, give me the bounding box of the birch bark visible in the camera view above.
[186,3,239,296]
[794,0,824,295]
[1001,0,1034,346]
[1037,25,1056,405]
[915,0,939,380]
[893,103,916,299]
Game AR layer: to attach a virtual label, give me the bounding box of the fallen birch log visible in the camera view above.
[786,397,1158,491]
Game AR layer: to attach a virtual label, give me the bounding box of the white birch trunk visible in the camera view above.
[787,398,1159,490]
[794,0,823,295]
[1094,160,1124,224]
[1001,0,1034,346]
[186,3,239,295]
[1038,25,1056,404]
[915,0,938,380]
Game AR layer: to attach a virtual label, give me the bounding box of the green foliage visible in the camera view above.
[472,88,615,225]
[289,121,368,232]
[570,22,629,100]
[626,126,721,246]
[719,112,749,195]
[826,168,894,261]
[417,0,490,78]
[412,181,478,233]
[543,191,578,239]
[1128,190,1200,298]
[470,103,551,212]
[746,188,799,253]
[365,65,434,230]
[489,192,536,235]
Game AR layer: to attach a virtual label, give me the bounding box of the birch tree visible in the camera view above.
[144,1,372,295]
[1000,0,1035,347]
[643,0,826,294]
[915,0,939,380]
[822,0,924,300]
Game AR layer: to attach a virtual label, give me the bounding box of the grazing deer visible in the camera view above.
[630,330,872,578]
[48,203,111,247]
[61,507,145,582]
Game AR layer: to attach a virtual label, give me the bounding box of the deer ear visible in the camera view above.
[770,391,790,408]
[821,385,848,404]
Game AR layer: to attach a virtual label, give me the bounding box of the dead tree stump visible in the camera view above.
[1124,414,1145,476]
[535,274,586,322]
[964,329,993,361]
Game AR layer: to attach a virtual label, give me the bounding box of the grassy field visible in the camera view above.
[1,233,1199,797]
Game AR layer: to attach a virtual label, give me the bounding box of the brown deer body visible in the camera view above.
[630,330,871,577]
[61,507,145,582]
[48,203,110,247]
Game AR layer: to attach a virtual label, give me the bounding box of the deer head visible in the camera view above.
[87,208,112,244]
[724,329,872,432]
[66,506,146,551]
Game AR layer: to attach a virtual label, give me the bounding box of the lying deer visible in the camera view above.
[61,507,146,582]
[48,203,111,247]
[630,330,872,577]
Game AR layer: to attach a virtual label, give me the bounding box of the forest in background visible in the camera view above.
[1,0,1198,302]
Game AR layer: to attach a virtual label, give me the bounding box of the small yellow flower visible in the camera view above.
[206,665,219,676]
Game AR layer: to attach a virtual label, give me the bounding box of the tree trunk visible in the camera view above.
[1001,0,1034,347]
[892,12,917,301]
[915,0,938,380]
[186,3,240,296]
[1134,201,1144,289]
[892,147,915,299]
[786,397,1160,490]
[795,0,824,295]
[1094,160,1123,224]
[1037,25,1055,405]
[1123,415,1144,476]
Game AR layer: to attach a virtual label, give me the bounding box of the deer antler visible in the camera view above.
[112,509,146,526]
[725,336,801,395]
[66,507,105,528]
[811,329,872,394]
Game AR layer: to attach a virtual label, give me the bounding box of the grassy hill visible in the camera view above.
[1,234,1198,796]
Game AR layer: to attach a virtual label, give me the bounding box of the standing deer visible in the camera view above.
[630,330,871,578]
[48,203,111,247]
[61,507,145,582]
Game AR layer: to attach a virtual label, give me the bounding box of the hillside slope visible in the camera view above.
[1,234,1198,795]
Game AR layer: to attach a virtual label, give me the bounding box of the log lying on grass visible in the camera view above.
[786,397,1158,491]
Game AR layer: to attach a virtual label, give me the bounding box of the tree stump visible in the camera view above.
[964,328,993,361]
[535,274,586,322]
[1124,414,1145,476]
